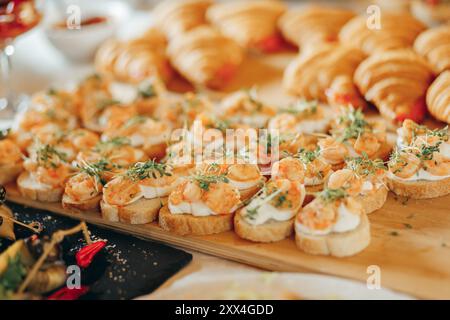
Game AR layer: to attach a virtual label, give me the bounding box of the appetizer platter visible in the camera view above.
[2,0,450,299]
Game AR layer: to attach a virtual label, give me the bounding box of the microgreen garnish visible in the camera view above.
[138,84,157,99]
[191,174,229,191]
[126,160,172,181]
[336,108,369,141]
[94,137,130,154]
[281,99,318,116]
[78,159,111,185]
[318,188,347,203]
[346,155,386,177]
[295,148,320,164]
[35,144,67,168]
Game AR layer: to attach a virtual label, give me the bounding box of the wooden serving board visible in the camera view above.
[6,52,450,299]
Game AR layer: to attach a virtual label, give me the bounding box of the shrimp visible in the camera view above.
[67,129,99,151]
[227,164,261,182]
[271,158,305,183]
[305,158,332,182]
[203,182,240,214]
[103,176,142,206]
[0,139,22,165]
[268,114,297,133]
[388,151,421,179]
[327,169,362,195]
[65,173,102,202]
[353,133,380,157]
[140,172,178,188]
[268,179,304,210]
[35,165,71,187]
[423,153,450,176]
[297,200,336,232]
[318,137,348,165]
[401,119,427,144]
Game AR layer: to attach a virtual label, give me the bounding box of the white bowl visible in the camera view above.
[43,0,132,62]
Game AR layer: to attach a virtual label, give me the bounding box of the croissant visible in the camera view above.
[411,0,450,26]
[374,0,412,13]
[207,0,286,53]
[339,13,426,54]
[153,0,213,39]
[95,29,171,84]
[426,71,450,124]
[167,26,244,89]
[283,44,366,102]
[354,49,434,123]
[414,24,450,74]
[278,6,355,50]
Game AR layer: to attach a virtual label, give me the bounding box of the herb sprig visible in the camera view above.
[126,160,172,181]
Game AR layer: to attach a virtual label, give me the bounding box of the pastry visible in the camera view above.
[278,6,355,50]
[295,188,370,257]
[95,29,171,84]
[339,12,426,54]
[387,122,450,199]
[283,44,366,103]
[375,0,412,13]
[426,71,450,124]
[414,24,450,74]
[101,160,177,224]
[167,26,244,89]
[354,49,434,122]
[235,179,305,243]
[411,0,450,26]
[327,157,388,214]
[160,173,241,236]
[153,0,213,39]
[207,0,286,52]
[18,144,72,202]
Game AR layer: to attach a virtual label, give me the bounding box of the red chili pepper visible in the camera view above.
[76,240,107,268]
[47,286,89,300]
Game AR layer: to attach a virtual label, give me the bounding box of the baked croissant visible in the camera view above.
[426,71,450,124]
[207,0,286,53]
[354,49,434,123]
[95,28,171,83]
[411,0,450,26]
[414,24,450,74]
[283,44,366,102]
[278,6,355,50]
[153,0,213,39]
[167,26,244,89]
[339,13,426,55]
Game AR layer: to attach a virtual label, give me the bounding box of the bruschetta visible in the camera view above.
[235,179,305,243]
[295,188,370,257]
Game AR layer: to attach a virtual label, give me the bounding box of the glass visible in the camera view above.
[0,0,42,123]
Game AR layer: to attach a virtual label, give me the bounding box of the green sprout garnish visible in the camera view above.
[35,144,67,168]
[191,173,229,191]
[78,159,111,185]
[336,109,369,142]
[126,160,172,181]
[318,188,347,203]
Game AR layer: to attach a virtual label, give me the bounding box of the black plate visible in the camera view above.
[0,202,192,300]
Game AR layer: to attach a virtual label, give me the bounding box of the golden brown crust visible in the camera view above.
[411,0,450,26]
[207,0,286,51]
[339,13,426,54]
[426,71,450,124]
[354,49,434,122]
[387,176,450,199]
[0,205,16,241]
[100,198,165,224]
[414,25,450,74]
[17,172,64,203]
[95,30,170,83]
[295,213,370,257]
[0,163,23,185]
[167,26,244,89]
[159,205,233,236]
[283,43,366,101]
[279,6,355,49]
[234,209,294,243]
[62,194,102,212]
[359,187,388,214]
[153,0,213,39]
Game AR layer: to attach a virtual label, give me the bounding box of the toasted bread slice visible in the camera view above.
[0,163,23,185]
[17,172,64,203]
[234,209,294,243]
[295,213,370,257]
[305,183,325,193]
[62,194,103,212]
[359,187,388,214]
[159,205,233,236]
[387,176,450,199]
[100,197,166,224]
